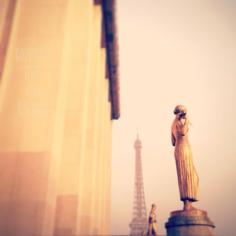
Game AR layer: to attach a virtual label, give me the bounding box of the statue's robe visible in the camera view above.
[147,211,158,235]
[171,118,199,202]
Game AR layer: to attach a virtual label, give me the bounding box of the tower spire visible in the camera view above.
[136,128,139,140]
[129,135,147,235]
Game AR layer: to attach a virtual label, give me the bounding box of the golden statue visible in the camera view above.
[171,105,199,211]
[147,204,158,236]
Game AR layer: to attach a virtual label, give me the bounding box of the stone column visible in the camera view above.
[0,0,68,235]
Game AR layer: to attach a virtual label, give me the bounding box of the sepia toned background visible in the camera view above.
[112,0,236,235]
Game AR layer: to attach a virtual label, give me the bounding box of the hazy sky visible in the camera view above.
[111,1,236,235]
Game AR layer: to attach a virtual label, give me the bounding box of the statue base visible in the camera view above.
[165,209,215,236]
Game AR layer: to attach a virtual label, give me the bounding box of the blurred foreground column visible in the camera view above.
[0,0,119,236]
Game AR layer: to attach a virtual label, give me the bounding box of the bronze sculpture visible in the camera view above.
[147,204,158,236]
[166,105,215,235]
[171,105,199,210]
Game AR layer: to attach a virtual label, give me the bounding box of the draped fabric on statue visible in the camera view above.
[147,212,158,236]
[171,118,199,202]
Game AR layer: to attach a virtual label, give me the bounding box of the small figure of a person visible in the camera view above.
[147,204,158,235]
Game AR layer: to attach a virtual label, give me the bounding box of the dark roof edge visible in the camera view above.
[102,0,120,120]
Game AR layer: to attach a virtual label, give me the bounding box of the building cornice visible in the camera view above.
[101,0,120,120]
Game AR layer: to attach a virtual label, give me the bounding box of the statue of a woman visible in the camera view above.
[171,105,199,210]
[147,204,158,235]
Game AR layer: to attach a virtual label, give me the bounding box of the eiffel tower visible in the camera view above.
[130,134,148,236]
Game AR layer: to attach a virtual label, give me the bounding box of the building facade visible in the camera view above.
[0,0,119,235]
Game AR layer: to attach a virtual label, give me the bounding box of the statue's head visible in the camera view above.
[174,105,187,117]
[151,203,156,210]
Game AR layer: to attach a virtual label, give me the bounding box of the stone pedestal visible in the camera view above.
[165,209,215,236]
